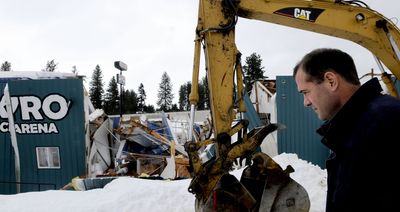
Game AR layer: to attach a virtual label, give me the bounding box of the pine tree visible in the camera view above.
[124,89,138,114]
[157,72,174,111]
[178,84,185,111]
[180,77,209,110]
[170,104,179,112]
[1,61,11,72]
[137,83,146,112]
[144,104,155,113]
[199,76,210,110]
[243,53,265,92]
[42,59,58,72]
[89,65,104,109]
[185,82,192,111]
[104,76,119,115]
[178,82,191,111]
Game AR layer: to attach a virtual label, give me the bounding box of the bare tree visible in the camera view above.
[71,65,78,74]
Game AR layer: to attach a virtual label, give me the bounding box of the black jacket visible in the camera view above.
[317,78,400,212]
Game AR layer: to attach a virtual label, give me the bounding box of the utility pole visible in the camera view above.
[114,61,127,119]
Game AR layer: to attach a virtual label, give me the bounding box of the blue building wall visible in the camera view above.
[0,79,86,194]
[276,76,330,168]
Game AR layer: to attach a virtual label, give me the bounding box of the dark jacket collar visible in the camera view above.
[317,78,383,150]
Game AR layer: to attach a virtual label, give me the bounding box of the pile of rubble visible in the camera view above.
[66,110,211,191]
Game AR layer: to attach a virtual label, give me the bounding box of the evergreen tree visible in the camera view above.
[178,81,191,111]
[185,82,192,110]
[124,89,138,114]
[170,104,179,112]
[89,65,104,109]
[243,53,265,92]
[137,83,146,112]
[180,77,209,111]
[42,59,58,72]
[157,72,174,111]
[178,84,186,111]
[144,104,155,113]
[104,76,119,115]
[1,61,11,72]
[199,76,210,110]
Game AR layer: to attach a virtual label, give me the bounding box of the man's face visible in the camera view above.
[295,68,338,121]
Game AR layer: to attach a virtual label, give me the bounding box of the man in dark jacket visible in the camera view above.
[293,48,400,211]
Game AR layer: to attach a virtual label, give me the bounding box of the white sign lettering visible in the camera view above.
[0,122,59,134]
[0,94,70,120]
[0,93,70,134]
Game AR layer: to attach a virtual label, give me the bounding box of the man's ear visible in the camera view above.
[324,71,338,90]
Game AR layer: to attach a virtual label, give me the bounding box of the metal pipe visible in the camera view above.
[188,104,196,142]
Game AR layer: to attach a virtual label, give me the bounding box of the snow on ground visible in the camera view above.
[0,153,327,212]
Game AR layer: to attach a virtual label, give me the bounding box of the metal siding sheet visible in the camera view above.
[0,79,85,193]
[243,92,263,130]
[276,76,329,168]
[0,82,17,194]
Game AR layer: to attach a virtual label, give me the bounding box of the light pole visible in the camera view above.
[114,61,127,119]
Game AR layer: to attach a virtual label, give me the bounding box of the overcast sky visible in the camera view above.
[0,0,398,106]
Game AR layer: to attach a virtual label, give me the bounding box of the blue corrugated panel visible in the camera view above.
[276,76,329,168]
[244,92,263,130]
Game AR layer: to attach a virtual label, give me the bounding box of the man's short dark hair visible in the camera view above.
[293,48,360,85]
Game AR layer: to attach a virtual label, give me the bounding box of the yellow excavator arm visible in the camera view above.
[191,0,400,137]
[238,0,400,77]
[186,0,400,211]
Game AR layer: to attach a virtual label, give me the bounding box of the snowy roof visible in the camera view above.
[0,71,84,80]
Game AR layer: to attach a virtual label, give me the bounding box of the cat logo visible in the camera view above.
[274,7,324,22]
[294,8,312,21]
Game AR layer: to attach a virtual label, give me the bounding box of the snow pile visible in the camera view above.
[0,153,327,212]
[273,153,327,212]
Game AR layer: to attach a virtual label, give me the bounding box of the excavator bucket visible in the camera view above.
[187,123,310,212]
[259,178,310,211]
[241,153,310,212]
[195,152,310,212]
